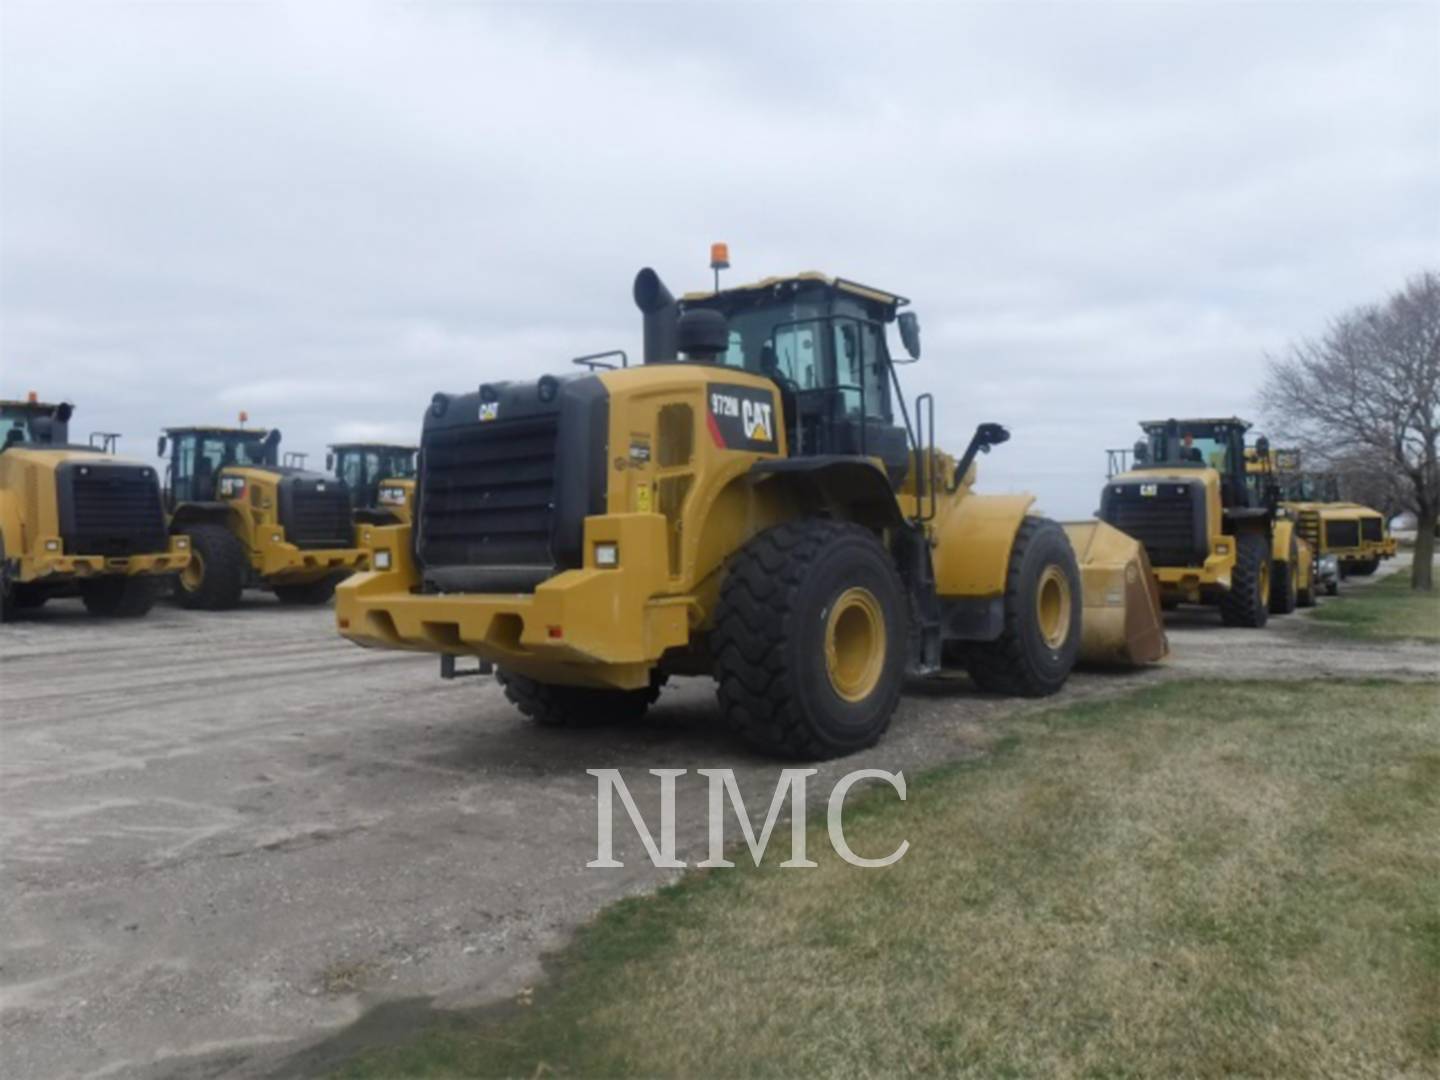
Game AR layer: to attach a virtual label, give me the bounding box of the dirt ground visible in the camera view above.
[1,558,1434,1080]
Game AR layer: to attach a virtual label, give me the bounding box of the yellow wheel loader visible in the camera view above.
[158,424,367,610]
[1,397,189,620]
[337,259,1165,758]
[1100,418,1309,625]
[327,443,417,525]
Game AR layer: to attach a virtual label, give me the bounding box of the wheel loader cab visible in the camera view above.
[327,444,417,516]
[160,427,278,506]
[676,275,912,485]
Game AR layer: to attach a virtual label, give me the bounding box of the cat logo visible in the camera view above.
[1140,483,1158,497]
[479,402,499,422]
[742,400,773,443]
[706,382,780,453]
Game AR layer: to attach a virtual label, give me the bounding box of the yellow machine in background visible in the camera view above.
[338,257,1166,759]
[327,443,417,525]
[1,397,189,619]
[1269,451,1393,590]
[1100,418,1311,624]
[158,423,366,609]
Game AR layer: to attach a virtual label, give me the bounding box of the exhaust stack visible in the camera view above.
[633,268,678,364]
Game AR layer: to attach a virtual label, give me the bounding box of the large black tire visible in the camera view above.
[12,585,49,610]
[1220,533,1270,628]
[273,575,339,605]
[173,524,247,610]
[712,520,908,759]
[496,669,660,727]
[963,517,1083,697]
[1325,576,1340,598]
[1297,556,1317,608]
[80,576,158,618]
[1348,557,1380,577]
[0,537,14,623]
[1269,536,1299,615]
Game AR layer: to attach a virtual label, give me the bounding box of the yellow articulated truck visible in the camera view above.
[1100,418,1312,625]
[1338,505,1396,577]
[1271,456,1390,591]
[327,443,417,525]
[337,258,1166,759]
[1,397,189,620]
[158,423,367,609]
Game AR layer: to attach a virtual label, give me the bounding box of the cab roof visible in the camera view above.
[328,442,417,452]
[164,425,270,436]
[1,398,64,412]
[1139,416,1251,431]
[682,272,909,308]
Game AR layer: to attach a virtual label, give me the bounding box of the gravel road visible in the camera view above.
[2,560,1434,1079]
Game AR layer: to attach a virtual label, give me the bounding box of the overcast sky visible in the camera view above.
[3,1,1437,517]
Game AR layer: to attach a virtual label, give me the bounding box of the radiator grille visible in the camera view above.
[1101,484,1202,567]
[284,487,353,549]
[419,414,559,572]
[62,465,169,556]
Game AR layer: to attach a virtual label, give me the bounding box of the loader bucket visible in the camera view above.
[1062,521,1169,666]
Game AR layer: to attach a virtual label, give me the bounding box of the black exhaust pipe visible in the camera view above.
[633,267,678,364]
[263,428,282,467]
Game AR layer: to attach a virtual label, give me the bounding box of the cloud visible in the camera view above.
[1,1,1436,516]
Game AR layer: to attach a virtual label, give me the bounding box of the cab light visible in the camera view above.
[175,538,189,549]
[594,542,619,567]
[1215,542,1230,555]
[271,532,282,543]
[373,549,392,570]
[45,539,60,551]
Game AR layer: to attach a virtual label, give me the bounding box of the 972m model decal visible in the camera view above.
[707,383,778,453]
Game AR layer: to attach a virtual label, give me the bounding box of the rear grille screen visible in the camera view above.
[62,466,169,556]
[285,489,353,549]
[1101,484,1202,566]
[419,414,560,572]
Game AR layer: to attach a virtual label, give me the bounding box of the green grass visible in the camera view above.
[1310,564,1440,641]
[332,680,1440,1079]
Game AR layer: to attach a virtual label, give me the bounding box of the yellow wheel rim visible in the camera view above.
[180,548,205,592]
[1259,559,1271,605]
[1036,565,1072,650]
[824,587,886,703]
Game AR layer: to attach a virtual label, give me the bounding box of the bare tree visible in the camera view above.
[1262,271,1440,590]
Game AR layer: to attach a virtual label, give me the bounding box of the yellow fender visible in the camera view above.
[1062,521,1169,666]
[931,493,1035,597]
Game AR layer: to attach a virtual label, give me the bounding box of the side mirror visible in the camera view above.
[1133,438,1149,464]
[1255,435,1270,458]
[157,435,168,458]
[975,422,1010,449]
[326,452,335,472]
[897,311,921,360]
[952,422,1011,488]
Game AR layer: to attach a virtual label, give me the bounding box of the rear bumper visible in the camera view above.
[335,516,691,690]
[1151,552,1234,596]
[19,537,191,583]
[256,536,367,583]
